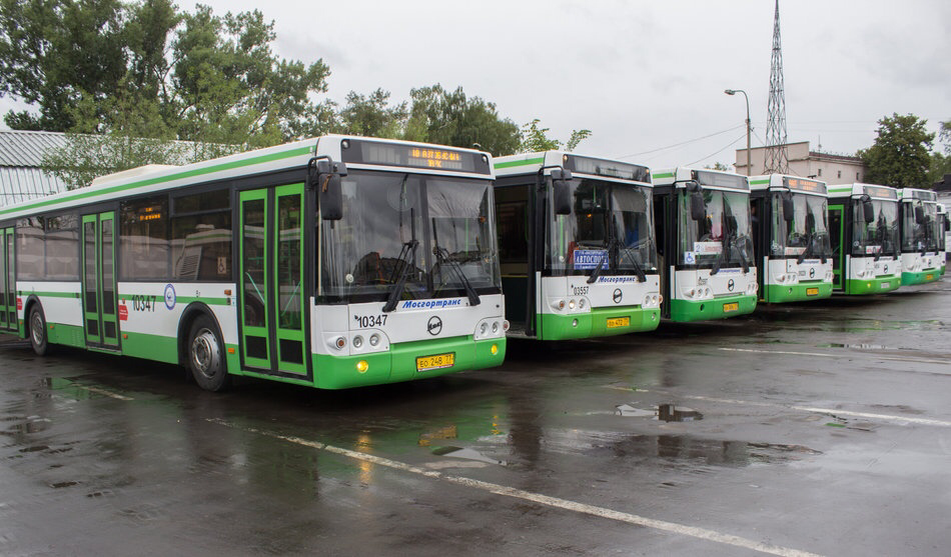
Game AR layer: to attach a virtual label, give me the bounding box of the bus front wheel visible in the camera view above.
[29,305,50,356]
[187,316,230,392]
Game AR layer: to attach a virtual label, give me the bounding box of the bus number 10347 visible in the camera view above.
[353,314,388,328]
[131,294,157,312]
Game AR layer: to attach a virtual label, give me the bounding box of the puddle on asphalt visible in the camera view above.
[615,403,703,422]
[611,434,822,467]
[818,343,894,351]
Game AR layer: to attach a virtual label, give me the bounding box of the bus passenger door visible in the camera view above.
[81,213,120,349]
[0,227,16,332]
[238,184,308,376]
[828,205,844,290]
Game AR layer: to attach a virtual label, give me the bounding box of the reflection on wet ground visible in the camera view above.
[615,403,703,422]
[608,435,822,467]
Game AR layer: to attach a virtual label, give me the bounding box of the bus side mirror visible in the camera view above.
[914,205,925,224]
[311,158,347,221]
[690,192,706,221]
[782,193,795,223]
[861,196,874,223]
[551,168,573,216]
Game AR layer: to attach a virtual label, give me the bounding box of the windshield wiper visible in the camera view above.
[432,218,480,307]
[382,238,419,313]
[383,200,417,313]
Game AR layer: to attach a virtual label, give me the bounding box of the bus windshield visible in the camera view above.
[549,178,656,276]
[679,189,752,268]
[771,193,831,259]
[853,199,899,257]
[901,202,937,253]
[319,170,501,303]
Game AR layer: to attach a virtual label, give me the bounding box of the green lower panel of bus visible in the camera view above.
[762,282,833,304]
[843,276,901,295]
[901,270,940,286]
[312,335,506,390]
[46,323,85,348]
[668,294,757,322]
[537,306,660,341]
[120,331,180,364]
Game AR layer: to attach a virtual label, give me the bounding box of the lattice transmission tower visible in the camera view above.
[764,0,788,174]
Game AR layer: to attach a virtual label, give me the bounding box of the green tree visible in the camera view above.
[928,121,951,185]
[0,0,129,131]
[337,88,408,139]
[404,85,520,156]
[858,113,935,188]
[517,118,591,153]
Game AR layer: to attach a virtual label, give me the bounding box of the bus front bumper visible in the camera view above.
[312,335,506,389]
[763,282,833,303]
[537,306,660,341]
[669,294,757,322]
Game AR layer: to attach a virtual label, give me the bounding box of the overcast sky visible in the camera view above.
[5,0,949,170]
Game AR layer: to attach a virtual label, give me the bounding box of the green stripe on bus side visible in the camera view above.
[494,157,545,169]
[119,330,179,364]
[750,179,770,185]
[174,296,230,307]
[651,172,674,180]
[0,146,314,218]
[20,290,80,298]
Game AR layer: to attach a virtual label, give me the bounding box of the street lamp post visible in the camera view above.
[725,89,751,176]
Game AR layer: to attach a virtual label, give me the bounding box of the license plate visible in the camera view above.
[606,317,630,329]
[723,302,739,313]
[416,352,455,372]
[926,274,934,280]
[806,288,819,296]
[881,282,890,289]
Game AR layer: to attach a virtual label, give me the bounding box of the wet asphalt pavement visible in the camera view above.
[2,282,950,556]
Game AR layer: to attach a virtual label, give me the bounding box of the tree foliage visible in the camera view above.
[517,118,591,153]
[0,0,332,186]
[405,85,520,156]
[858,113,935,188]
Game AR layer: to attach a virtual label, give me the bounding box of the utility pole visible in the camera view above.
[764,0,788,174]
[724,89,751,175]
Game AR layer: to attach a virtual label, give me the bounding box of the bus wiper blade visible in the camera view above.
[434,246,481,306]
[383,239,419,313]
[736,235,751,274]
[586,235,616,284]
[710,232,731,276]
[797,233,813,265]
[618,246,647,283]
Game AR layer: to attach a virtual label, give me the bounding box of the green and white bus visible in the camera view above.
[749,175,833,303]
[492,152,661,340]
[898,188,941,286]
[651,168,757,321]
[827,183,901,295]
[0,135,507,391]
[937,203,948,276]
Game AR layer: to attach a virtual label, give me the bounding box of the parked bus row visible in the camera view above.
[0,136,945,392]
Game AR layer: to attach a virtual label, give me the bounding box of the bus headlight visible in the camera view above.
[492,321,500,334]
[369,334,380,347]
[568,299,576,310]
[328,336,346,351]
[352,335,364,349]
[480,322,488,335]
[551,298,566,311]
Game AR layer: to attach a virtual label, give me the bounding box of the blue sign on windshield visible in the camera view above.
[573,249,608,270]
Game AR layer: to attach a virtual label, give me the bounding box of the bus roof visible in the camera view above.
[651,167,749,192]
[494,151,650,184]
[748,174,827,196]
[827,183,898,201]
[0,135,494,222]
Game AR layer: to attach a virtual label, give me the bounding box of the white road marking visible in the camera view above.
[606,388,951,427]
[75,385,134,401]
[719,346,951,367]
[207,418,825,557]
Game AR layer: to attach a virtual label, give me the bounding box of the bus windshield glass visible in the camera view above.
[548,178,656,276]
[678,189,752,267]
[853,199,899,257]
[319,170,501,303]
[901,202,937,253]
[771,193,831,258]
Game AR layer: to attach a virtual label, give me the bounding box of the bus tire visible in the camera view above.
[186,315,230,392]
[28,304,51,356]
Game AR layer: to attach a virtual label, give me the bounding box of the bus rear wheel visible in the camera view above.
[187,316,230,392]
[29,305,50,356]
